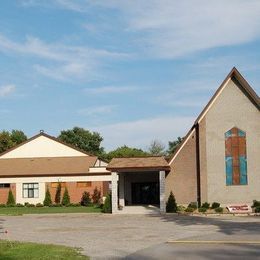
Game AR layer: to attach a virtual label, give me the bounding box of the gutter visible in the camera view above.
[195,123,201,207]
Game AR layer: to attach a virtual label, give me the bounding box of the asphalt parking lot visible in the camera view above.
[1,213,260,259]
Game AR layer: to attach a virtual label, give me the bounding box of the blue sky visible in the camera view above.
[0,1,260,151]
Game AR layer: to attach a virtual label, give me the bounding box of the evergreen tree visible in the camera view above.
[7,189,15,206]
[81,191,91,206]
[55,183,62,204]
[166,191,177,213]
[62,187,70,206]
[92,187,101,205]
[43,187,52,206]
[102,193,112,213]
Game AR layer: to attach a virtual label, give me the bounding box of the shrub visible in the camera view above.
[54,183,62,204]
[214,207,223,213]
[81,191,91,206]
[201,202,210,209]
[49,203,62,207]
[211,202,220,209]
[36,203,44,207]
[166,191,177,213]
[252,200,260,208]
[62,187,70,206]
[26,203,35,207]
[0,204,6,207]
[67,203,81,207]
[254,207,260,213]
[7,189,15,206]
[185,207,195,213]
[177,205,186,212]
[198,207,207,213]
[102,193,112,213]
[16,203,25,207]
[92,187,101,205]
[188,202,198,209]
[43,187,52,206]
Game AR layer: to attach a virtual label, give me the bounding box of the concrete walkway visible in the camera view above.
[1,214,260,259]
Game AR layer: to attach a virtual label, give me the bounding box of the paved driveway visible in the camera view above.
[1,213,260,259]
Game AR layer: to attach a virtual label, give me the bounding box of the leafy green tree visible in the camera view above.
[62,187,70,206]
[167,137,184,155]
[81,191,91,206]
[7,189,15,206]
[102,193,112,213]
[10,130,27,145]
[166,191,177,213]
[0,131,13,153]
[43,187,52,206]
[105,145,149,161]
[148,140,165,156]
[54,183,62,204]
[58,127,104,156]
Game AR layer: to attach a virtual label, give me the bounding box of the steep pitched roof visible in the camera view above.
[0,132,92,158]
[0,156,97,177]
[107,156,170,172]
[169,67,259,165]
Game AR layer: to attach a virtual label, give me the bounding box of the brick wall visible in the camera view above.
[0,183,16,204]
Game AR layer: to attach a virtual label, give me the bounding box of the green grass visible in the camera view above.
[0,206,102,216]
[0,240,88,259]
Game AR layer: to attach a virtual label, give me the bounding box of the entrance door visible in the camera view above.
[131,182,159,205]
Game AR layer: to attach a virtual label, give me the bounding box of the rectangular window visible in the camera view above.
[77,182,91,188]
[51,182,66,188]
[0,183,10,188]
[23,183,39,198]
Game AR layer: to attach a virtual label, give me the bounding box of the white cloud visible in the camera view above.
[0,85,16,98]
[91,116,195,150]
[84,86,136,94]
[77,105,117,116]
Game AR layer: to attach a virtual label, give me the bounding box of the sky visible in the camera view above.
[0,0,260,151]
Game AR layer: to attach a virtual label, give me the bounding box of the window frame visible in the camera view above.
[23,183,39,198]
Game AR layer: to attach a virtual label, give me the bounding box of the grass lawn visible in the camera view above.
[0,240,88,259]
[0,206,102,216]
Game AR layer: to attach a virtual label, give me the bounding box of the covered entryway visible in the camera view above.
[106,157,170,214]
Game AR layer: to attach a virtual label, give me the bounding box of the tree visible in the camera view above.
[58,127,104,156]
[43,187,52,206]
[7,189,15,206]
[81,191,91,206]
[105,145,149,161]
[62,187,70,206]
[148,140,165,156]
[0,130,27,153]
[54,183,62,204]
[10,130,27,145]
[167,137,184,155]
[102,193,112,213]
[166,191,177,213]
[92,187,101,205]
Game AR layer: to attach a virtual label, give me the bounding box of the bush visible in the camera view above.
[252,200,260,208]
[214,207,223,213]
[43,187,52,206]
[201,202,210,209]
[54,183,62,204]
[255,207,260,213]
[16,203,25,207]
[67,203,81,207]
[62,187,70,206]
[188,202,198,209]
[166,191,177,213]
[198,207,207,213]
[92,187,101,205]
[102,193,112,213]
[7,189,15,206]
[211,202,220,209]
[49,203,62,207]
[26,203,35,207]
[36,203,44,207]
[81,191,91,206]
[185,207,195,213]
[177,205,186,212]
[0,204,6,207]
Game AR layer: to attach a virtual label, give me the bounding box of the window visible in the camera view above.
[23,183,39,198]
[225,127,247,185]
[51,182,66,188]
[0,183,10,188]
[77,182,92,188]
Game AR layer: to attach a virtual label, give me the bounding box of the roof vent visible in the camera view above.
[40,130,44,133]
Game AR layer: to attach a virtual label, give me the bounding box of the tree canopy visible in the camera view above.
[167,136,184,155]
[0,130,27,153]
[58,127,104,157]
[148,140,165,156]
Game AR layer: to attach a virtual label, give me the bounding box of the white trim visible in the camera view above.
[169,128,195,165]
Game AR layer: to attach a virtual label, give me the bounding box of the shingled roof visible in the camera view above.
[0,156,97,177]
[106,156,170,172]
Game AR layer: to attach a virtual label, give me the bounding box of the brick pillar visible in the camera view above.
[159,170,166,213]
[119,173,125,208]
[111,172,118,214]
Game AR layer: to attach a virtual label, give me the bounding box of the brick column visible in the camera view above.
[119,173,125,208]
[159,170,166,213]
[111,172,118,214]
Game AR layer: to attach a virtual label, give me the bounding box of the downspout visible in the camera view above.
[195,123,201,207]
